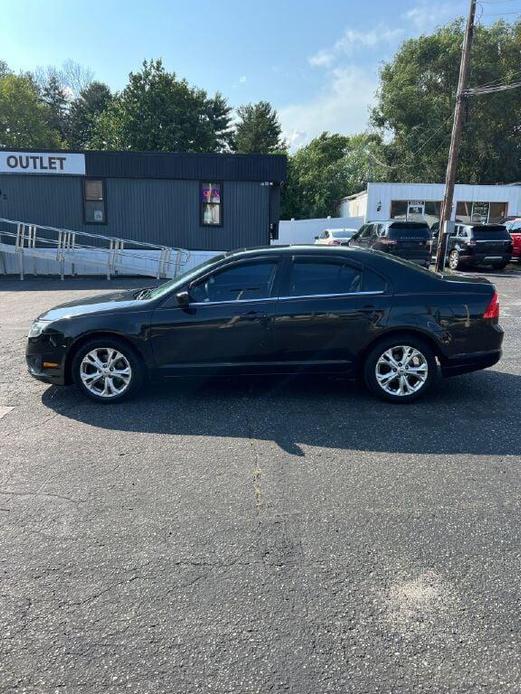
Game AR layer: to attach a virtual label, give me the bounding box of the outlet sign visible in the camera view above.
[0,151,85,175]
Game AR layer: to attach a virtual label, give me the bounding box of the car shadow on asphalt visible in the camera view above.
[40,369,521,457]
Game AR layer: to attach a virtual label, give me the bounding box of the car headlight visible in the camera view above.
[28,320,50,338]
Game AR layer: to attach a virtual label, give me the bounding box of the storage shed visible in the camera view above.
[0,150,287,251]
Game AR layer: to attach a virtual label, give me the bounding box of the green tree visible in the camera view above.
[372,19,521,183]
[90,59,232,152]
[281,132,385,219]
[233,101,285,154]
[41,73,69,141]
[67,81,113,148]
[0,73,61,148]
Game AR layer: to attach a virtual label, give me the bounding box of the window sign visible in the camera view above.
[201,183,222,226]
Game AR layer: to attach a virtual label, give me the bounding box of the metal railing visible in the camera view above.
[0,218,214,280]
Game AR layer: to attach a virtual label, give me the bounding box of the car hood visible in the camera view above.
[38,288,152,321]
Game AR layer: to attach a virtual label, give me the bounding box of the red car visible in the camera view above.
[505,218,521,262]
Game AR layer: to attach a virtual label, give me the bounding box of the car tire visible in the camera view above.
[492,261,508,270]
[448,249,460,270]
[72,337,144,403]
[363,336,437,403]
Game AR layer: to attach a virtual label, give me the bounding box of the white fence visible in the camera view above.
[275,217,364,245]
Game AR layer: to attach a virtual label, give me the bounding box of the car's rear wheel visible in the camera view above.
[492,261,508,270]
[72,338,143,403]
[448,249,460,270]
[363,337,437,403]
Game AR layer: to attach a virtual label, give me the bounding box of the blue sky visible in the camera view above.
[2,0,471,147]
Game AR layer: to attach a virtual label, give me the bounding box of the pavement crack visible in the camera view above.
[0,489,87,504]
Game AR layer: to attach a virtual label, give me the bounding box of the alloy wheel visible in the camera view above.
[79,347,132,399]
[375,345,428,397]
[448,250,459,270]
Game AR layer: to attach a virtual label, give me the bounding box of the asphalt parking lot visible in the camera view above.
[1,269,521,693]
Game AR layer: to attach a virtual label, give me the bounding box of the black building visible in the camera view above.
[0,150,286,251]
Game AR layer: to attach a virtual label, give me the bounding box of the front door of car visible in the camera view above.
[149,257,281,375]
[271,254,390,373]
[353,224,373,248]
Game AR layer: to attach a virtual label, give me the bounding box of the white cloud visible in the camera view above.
[279,66,378,150]
[308,26,403,69]
[403,2,458,33]
[239,75,247,84]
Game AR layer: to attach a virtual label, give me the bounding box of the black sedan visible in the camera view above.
[26,246,503,404]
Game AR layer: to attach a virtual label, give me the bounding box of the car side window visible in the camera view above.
[360,224,373,239]
[190,260,278,303]
[324,231,330,239]
[375,224,385,237]
[287,258,362,297]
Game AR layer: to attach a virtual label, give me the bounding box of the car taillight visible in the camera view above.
[483,291,499,320]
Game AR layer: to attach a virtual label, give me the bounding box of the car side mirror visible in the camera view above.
[176,290,191,307]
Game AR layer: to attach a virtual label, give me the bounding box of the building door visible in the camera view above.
[407,201,425,221]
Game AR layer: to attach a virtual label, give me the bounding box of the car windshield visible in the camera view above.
[147,254,225,299]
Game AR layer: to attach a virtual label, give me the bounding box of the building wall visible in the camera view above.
[339,192,368,219]
[364,182,521,222]
[0,174,272,251]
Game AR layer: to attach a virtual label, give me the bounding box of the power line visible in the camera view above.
[478,8,521,15]
[365,115,454,172]
[465,79,521,93]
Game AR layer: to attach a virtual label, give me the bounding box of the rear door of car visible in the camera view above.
[271,253,391,373]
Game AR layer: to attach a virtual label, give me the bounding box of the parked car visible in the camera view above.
[26,246,503,404]
[314,228,357,246]
[439,223,513,270]
[349,220,431,267]
[504,218,521,262]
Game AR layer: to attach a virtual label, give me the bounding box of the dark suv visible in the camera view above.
[442,223,513,271]
[349,220,431,267]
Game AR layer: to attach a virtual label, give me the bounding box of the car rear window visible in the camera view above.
[471,225,510,239]
[387,224,431,240]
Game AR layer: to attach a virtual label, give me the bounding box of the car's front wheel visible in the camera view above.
[363,337,437,403]
[72,338,144,403]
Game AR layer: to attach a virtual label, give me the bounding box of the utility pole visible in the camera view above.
[435,0,477,272]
